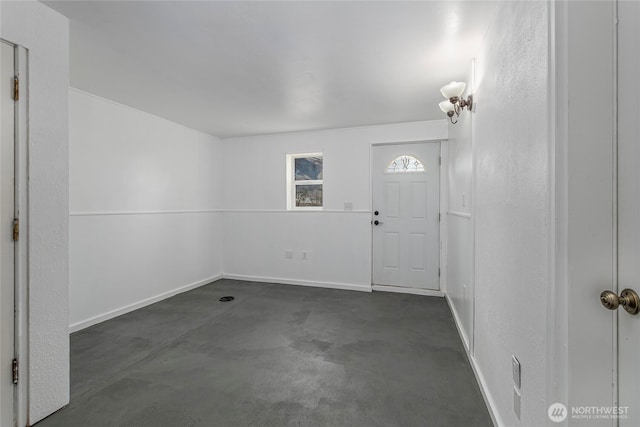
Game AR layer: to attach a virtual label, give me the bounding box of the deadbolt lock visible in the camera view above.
[600,288,640,315]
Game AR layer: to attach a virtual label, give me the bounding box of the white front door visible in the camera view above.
[617,2,640,424]
[0,41,16,427]
[372,142,440,291]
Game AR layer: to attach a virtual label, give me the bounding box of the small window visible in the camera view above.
[287,153,323,210]
[385,155,425,174]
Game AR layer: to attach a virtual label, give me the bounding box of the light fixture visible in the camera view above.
[439,81,473,124]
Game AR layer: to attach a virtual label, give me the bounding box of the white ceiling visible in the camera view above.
[44,1,497,138]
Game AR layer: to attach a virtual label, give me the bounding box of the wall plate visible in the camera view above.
[512,355,521,389]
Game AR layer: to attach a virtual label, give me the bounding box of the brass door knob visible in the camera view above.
[600,289,640,315]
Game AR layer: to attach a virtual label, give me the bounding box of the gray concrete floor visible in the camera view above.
[37,279,492,427]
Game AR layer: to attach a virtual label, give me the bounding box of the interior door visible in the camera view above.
[617,2,640,424]
[372,142,440,290]
[0,40,16,427]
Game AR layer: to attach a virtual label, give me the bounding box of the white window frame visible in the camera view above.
[286,152,323,211]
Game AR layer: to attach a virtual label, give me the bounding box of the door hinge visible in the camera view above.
[12,358,18,385]
[439,156,441,166]
[438,213,441,223]
[13,77,19,101]
[438,268,441,277]
[12,218,19,241]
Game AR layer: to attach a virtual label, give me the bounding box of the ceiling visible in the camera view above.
[44,1,497,138]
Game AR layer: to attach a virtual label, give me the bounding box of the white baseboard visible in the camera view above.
[445,295,501,427]
[222,273,372,293]
[445,294,470,352]
[371,284,444,297]
[466,352,503,427]
[69,274,222,333]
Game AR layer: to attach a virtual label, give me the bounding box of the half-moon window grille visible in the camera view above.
[385,155,425,174]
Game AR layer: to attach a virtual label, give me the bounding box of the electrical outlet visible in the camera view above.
[513,386,521,420]
[301,251,308,260]
[344,202,353,211]
[285,250,293,259]
[512,355,521,389]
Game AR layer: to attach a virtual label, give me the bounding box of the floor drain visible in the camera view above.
[219,296,235,302]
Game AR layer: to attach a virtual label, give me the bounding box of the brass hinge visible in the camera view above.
[12,218,19,241]
[13,77,19,101]
[12,358,18,385]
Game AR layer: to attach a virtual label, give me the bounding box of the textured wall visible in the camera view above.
[445,67,474,350]
[222,121,447,289]
[0,1,70,422]
[472,2,550,425]
[69,89,223,330]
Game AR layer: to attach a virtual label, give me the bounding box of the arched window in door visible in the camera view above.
[384,155,425,174]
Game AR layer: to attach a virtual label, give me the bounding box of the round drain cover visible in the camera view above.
[219,296,235,302]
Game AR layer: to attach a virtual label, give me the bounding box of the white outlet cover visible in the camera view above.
[285,250,293,259]
[344,202,353,211]
[512,355,521,389]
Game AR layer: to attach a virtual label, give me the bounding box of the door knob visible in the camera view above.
[373,220,383,226]
[600,288,640,315]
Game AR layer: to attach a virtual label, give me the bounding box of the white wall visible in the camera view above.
[222,121,446,290]
[445,67,474,351]
[445,2,552,426]
[69,89,223,330]
[1,1,70,423]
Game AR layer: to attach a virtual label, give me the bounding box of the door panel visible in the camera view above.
[372,142,440,290]
[618,2,640,424]
[383,233,400,269]
[409,233,426,270]
[0,41,15,427]
[385,183,400,218]
[411,183,426,218]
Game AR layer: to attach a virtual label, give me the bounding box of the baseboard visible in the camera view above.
[371,284,444,297]
[69,274,222,333]
[445,295,502,427]
[466,352,503,427]
[444,294,470,352]
[222,273,372,293]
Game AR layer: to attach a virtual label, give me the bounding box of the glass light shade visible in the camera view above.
[439,100,455,113]
[440,81,466,99]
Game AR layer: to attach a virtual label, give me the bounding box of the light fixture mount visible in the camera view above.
[449,95,473,111]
